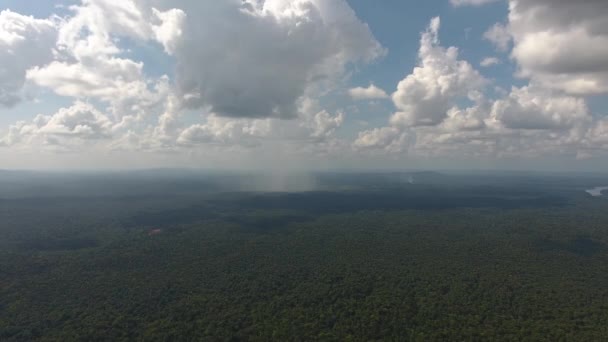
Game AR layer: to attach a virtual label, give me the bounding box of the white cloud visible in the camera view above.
[450,0,501,7]
[24,0,180,121]
[307,110,345,139]
[348,84,389,100]
[483,22,511,52]
[0,102,113,148]
[177,115,271,147]
[480,57,501,67]
[54,0,183,54]
[585,119,608,150]
[37,102,113,139]
[491,86,591,130]
[350,17,605,160]
[3,1,608,168]
[352,17,490,153]
[174,99,346,149]
[401,86,596,160]
[2,0,381,159]
[390,17,486,127]
[153,0,385,119]
[28,59,145,100]
[151,8,185,55]
[508,0,608,95]
[354,127,407,152]
[0,10,57,107]
[442,104,488,132]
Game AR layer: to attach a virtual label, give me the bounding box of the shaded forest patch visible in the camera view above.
[19,238,99,252]
[534,237,606,257]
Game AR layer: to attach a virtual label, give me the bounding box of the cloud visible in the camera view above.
[0,121,27,146]
[491,86,591,130]
[357,83,599,159]
[141,0,384,119]
[175,103,345,148]
[442,104,488,132]
[352,17,490,153]
[483,23,511,51]
[28,59,145,100]
[1,102,113,148]
[29,0,383,121]
[508,0,608,94]
[351,17,603,159]
[390,17,486,127]
[586,119,608,150]
[2,0,380,157]
[54,0,184,53]
[348,84,389,100]
[177,115,271,147]
[480,57,501,67]
[4,1,608,167]
[307,110,345,139]
[450,0,501,7]
[24,1,176,120]
[354,127,407,152]
[38,102,113,139]
[151,8,185,55]
[0,10,57,107]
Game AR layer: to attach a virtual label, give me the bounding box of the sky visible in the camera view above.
[0,0,607,171]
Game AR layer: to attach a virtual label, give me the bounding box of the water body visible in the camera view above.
[586,186,608,197]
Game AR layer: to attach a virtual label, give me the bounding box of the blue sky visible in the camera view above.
[0,0,607,170]
[347,0,508,85]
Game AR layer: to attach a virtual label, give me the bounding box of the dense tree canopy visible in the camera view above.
[1,172,608,341]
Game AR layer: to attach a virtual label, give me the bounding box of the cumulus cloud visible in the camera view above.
[586,119,608,150]
[1,102,113,147]
[480,57,501,67]
[53,0,184,53]
[29,59,144,100]
[450,0,500,7]
[150,0,385,119]
[3,1,608,167]
[2,0,380,156]
[307,110,345,139]
[491,86,591,130]
[151,8,185,55]
[442,104,488,132]
[404,84,596,159]
[176,107,345,149]
[348,84,389,100]
[354,127,408,152]
[177,115,271,147]
[38,102,113,139]
[352,17,489,153]
[508,0,608,94]
[483,23,511,52]
[24,1,177,120]
[350,16,603,159]
[390,17,486,127]
[0,10,57,107]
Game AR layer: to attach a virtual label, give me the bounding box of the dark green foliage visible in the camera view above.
[1,172,608,341]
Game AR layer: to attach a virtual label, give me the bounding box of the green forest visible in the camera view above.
[1,171,608,341]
